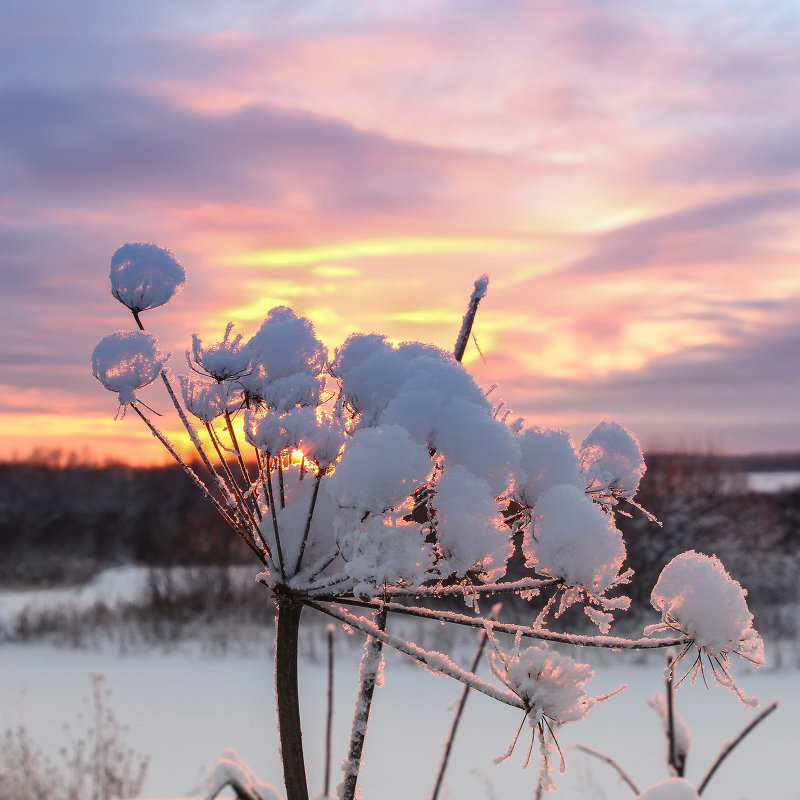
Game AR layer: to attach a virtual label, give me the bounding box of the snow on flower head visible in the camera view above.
[515,426,583,507]
[109,243,186,313]
[645,550,764,706]
[179,374,242,423]
[190,322,252,381]
[434,464,511,581]
[525,483,630,630]
[247,307,327,383]
[489,641,622,791]
[580,420,645,499]
[326,424,432,515]
[91,330,167,406]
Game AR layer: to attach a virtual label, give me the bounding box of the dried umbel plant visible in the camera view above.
[93,242,765,800]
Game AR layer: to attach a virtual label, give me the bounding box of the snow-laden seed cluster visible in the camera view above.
[635,777,700,800]
[110,242,186,313]
[190,322,251,381]
[91,330,166,405]
[648,551,764,663]
[580,419,646,499]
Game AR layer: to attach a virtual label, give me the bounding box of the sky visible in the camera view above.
[1,0,799,465]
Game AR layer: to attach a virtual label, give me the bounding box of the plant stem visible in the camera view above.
[275,596,309,800]
[339,608,387,800]
[324,624,335,798]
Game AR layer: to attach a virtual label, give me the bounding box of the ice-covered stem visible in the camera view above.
[430,603,502,800]
[697,699,779,795]
[130,403,263,561]
[306,601,524,709]
[339,607,387,800]
[326,597,688,650]
[573,745,640,795]
[264,456,286,580]
[274,595,308,800]
[293,471,323,575]
[453,274,489,362]
[130,308,237,516]
[324,624,335,799]
[224,409,262,522]
[665,655,684,777]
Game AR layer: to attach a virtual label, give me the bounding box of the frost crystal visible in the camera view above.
[580,419,645,498]
[110,242,186,312]
[91,330,167,405]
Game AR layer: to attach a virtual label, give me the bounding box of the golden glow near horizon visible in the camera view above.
[223,236,536,267]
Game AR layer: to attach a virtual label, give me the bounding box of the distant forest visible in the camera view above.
[1,449,798,631]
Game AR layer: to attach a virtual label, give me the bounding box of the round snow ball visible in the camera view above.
[110,242,186,312]
[92,330,166,404]
[635,778,699,800]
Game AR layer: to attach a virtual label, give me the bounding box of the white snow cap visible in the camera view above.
[246,306,327,383]
[91,330,166,404]
[580,420,645,497]
[109,242,186,312]
[516,426,583,506]
[203,748,281,800]
[649,550,764,664]
[326,424,432,515]
[635,777,699,800]
[527,483,627,598]
[434,464,510,580]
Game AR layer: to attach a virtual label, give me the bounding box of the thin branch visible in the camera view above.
[453,275,489,362]
[306,600,524,709]
[293,471,323,575]
[324,624,335,798]
[697,699,780,795]
[316,596,688,650]
[224,409,262,521]
[573,745,640,796]
[430,603,502,800]
[339,607,387,800]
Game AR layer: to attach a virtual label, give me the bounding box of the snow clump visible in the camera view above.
[525,483,628,622]
[92,330,167,405]
[179,374,242,423]
[580,420,645,498]
[645,550,764,705]
[515,426,583,507]
[110,242,186,312]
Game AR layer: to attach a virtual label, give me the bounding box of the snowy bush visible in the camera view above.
[92,244,768,800]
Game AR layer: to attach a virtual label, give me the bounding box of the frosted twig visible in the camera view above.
[697,699,780,795]
[306,600,524,709]
[293,472,323,575]
[453,274,489,362]
[130,403,264,562]
[573,745,640,795]
[322,597,688,650]
[339,607,387,800]
[430,603,502,800]
[224,409,262,521]
[323,624,335,798]
[378,576,558,599]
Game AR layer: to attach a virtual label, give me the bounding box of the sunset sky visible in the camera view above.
[1,0,799,464]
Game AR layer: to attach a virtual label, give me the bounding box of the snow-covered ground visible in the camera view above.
[0,637,794,800]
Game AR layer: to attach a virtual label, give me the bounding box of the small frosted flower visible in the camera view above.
[580,420,645,501]
[110,243,186,313]
[644,550,765,706]
[92,330,166,406]
[489,642,622,790]
[179,374,243,423]
[190,322,252,381]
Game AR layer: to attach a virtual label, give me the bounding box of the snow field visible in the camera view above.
[0,639,793,800]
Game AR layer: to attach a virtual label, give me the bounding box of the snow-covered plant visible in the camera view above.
[92,243,768,800]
